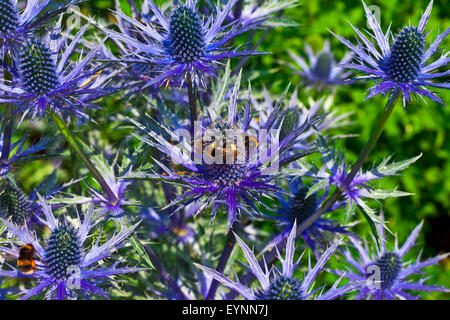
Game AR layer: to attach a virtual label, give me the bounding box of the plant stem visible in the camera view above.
[1,55,14,165]
[186,74,197,143]
[344,92,399,184]
[144,244,188,300]
[226,92,400,299]
[298,91,399,234]
[231,11,284,77]
[50,112,118,203]
[206,222,239,300]
[1,104,13,163]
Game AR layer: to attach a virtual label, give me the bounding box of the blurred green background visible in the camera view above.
[13,0,449,299]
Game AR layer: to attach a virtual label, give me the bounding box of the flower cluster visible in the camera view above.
[0,0,448,302]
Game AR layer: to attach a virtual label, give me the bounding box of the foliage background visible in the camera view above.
[9,0,449,299]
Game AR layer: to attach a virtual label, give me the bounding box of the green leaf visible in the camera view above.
[119,216,154,270]
[358,206,381,247]
[209,61,231,119]
[306,179,328,198]
[364,189,414,199]
[344,201,357,222]
[376,153,422,176]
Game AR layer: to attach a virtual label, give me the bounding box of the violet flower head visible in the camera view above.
[0,22,113,120]
[0,197,142,300]
[0,0,78,55]
[107,0,265,87]
[331,1,449,105]
[265,180,350,256]
[286,40,353,90]
[196,223,365,300]
[0,178,33,225]
[338,221,449,299]
[131,70,325,229]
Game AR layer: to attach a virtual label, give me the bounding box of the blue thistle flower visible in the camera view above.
[0,0,78,55]
[285,40,353,90]
[93,3,184,97]
[0,197,142,300]
[0,178,32,225]
[196,223,366,300]
[106,0,265,87]
[131,73,325,229]
[330,1,449,105]
[265,180,351,256]
[0,23,113,120]
[18,40,59,96]
[338,221,450,299]
[0,173,74,228]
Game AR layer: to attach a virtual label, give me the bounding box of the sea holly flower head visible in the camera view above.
[331,0,449,105]
[130,68,326,229]
[265,179,350,256]
[0,178,33,225]
[0,197,142,300]
[196,223,366,300]
[106,0,265,87]
[0,22,113,120]
[338,221,450,299]
[285,40,353,90]
[0,172,76,228]
[0,0,77,55]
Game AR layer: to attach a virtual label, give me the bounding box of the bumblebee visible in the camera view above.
[17,244,40,275]
[194,120,259,163]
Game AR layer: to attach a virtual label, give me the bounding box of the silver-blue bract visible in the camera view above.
[286,40,353,90]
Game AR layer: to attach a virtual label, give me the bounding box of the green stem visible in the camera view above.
[344,91,400,184]
[50,112,118,203]
[1,104,13,163]
[1,54,14,164]
[186,74,197,142]
[206,222,239,300]
[297,91,399,236]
